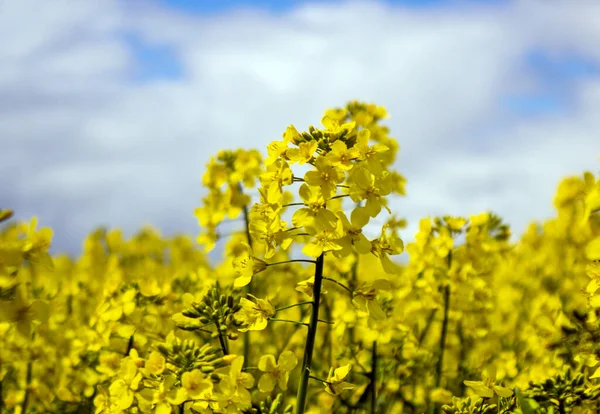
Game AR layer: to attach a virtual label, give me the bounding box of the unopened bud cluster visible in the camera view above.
[524,370,600,411]
[180,285,246,340]
[257,394,293,414]
[442,397,500,414]
[156,335,224,375]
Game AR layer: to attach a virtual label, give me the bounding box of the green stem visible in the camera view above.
[308,375,330,384]
[317,319,335,324]
[276,301,313,312]
[371,341,377,414]
[295,253,325,414]
[418,308,438,345]
[239,182,253,368]
[270,318,309,327]
[268,259,317,266]
[433,253,452,414]
[323,276,353,295]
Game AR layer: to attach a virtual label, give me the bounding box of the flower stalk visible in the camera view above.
[240,182,253,368]
[295,253,325,414]
[433,251,452,414]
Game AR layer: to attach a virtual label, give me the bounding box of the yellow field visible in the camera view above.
[1,101,599,413]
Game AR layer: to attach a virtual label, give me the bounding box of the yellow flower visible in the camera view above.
[260,159,293,203]
[581,172,600,224]
[443,216,467,232]
[137,374,182,414]
[250,214,293,259]
[292,184,338,230]
[321,115,356,137]
[258,351,298,392]
[287,140,318,165]
[335,207,371,256]
[143,351,166,376]
[326,140,359,170]
[0,285,49,337]
[235,294,275,331]
[96,352,122,377]
[463,368,513,399]
[355,129,388,176]
[324,364,354,396]
[100,288,137,322]
[213,355,254,409]
[302,222,344,258]
[265,127,295,165]
[232,242,268,288]
[108,357,143,410]
[181,369,213,400]
[296,276,328,298]
[349,167,392,217]
[304,156,345,200]
[21,216,54,270]
[371,224,404,274]
[352,279,391,321]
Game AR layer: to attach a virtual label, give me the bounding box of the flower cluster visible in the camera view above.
[1,102,600,414]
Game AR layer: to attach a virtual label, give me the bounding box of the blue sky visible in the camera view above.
[159,0,506,14]
[2,0,600,255]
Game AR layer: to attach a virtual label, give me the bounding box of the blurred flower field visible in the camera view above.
[1,101,600,413]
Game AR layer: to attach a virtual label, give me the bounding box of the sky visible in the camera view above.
[1,0,599,256]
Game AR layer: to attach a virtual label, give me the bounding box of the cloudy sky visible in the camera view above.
[1,0,599,256]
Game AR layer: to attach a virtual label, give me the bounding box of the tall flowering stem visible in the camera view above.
[433,251,452,414]
[295,253,325,414]
[239,182,253,367]
[371,340,378,414]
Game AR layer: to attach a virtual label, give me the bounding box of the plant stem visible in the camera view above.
[371,341,378,414]
[418,308,438,345]
[295,253,325,414]
[268,259,317,266]
[276,301,313,312]
[270,318,309,327]
[433,252,452,414]
[323,276,354,295]
[239,182,253,368]
[308,375,330,384]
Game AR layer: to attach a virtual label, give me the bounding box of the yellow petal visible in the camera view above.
[586,237,600,261]
[278,351,298,371]
[464,380,494,398]
[258,354,277,373]
[493,385,514,398]
[258,373,276,393]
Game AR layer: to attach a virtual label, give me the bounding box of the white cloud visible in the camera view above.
[1,0,599,255]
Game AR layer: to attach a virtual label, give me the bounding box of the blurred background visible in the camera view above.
[1,0,599,256]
